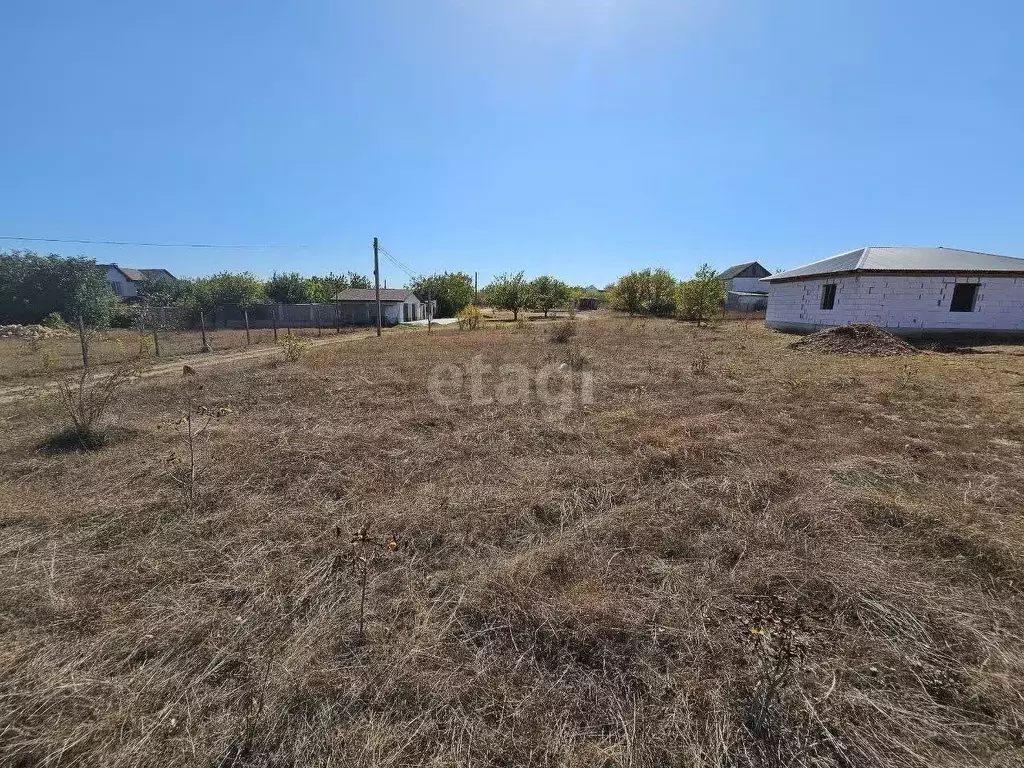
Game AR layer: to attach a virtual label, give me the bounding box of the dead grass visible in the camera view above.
[0,327,343,383]
[1,316,1024,766]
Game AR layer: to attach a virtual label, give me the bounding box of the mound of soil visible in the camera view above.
[789,323,918,356]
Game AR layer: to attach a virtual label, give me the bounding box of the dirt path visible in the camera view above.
[0,329,384,405]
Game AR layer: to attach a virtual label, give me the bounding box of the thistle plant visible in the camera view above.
[335,524,400,643]
[164,376,232,508]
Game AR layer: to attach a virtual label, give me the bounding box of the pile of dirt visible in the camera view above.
[0,324,74,340]
[789,323,918,356]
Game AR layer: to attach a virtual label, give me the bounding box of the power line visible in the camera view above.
[378,246,420,281]
[378,247,416,276]
[0,235,313,249]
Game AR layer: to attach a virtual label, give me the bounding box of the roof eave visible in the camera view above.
[763,268,1024,284]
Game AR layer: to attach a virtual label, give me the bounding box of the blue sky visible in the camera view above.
[1,1,1022,288]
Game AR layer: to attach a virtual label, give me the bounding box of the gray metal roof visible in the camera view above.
[717,261,770,280]
[762,247,1024,282]
[96,264,176,282]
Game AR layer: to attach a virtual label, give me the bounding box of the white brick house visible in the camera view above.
[762,246,1024,337]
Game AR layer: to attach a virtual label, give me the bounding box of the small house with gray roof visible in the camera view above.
[761,246,1024,337]
[332,287,434,325]
[97,264,178,300]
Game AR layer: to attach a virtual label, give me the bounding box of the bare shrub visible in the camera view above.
[549,319,577,343]
[51,361,142,448]
[565,342,591,370]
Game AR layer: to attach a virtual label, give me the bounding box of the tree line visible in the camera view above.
[1,249,724,328]
[0,251,602,327]
[0,250,380,326]
[609,264,725,325]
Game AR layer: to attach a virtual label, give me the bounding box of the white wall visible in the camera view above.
[104,266,138,298]
[766,274,1024,334]
[729,277,768,293]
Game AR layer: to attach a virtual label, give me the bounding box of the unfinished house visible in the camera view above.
[762,246,1024,337]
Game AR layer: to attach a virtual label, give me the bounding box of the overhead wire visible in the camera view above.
[0,235,313,249]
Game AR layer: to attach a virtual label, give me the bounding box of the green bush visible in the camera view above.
[279,334,312,363]
[0,251,116,326]
[40,311,69,330]
[109,305,138,329]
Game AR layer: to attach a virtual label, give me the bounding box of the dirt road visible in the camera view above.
[0,328,384,405]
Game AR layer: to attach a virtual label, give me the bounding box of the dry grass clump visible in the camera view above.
[1,318,1024,766]
[549,319,578,343]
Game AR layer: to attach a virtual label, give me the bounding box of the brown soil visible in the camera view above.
[790,323,918,356]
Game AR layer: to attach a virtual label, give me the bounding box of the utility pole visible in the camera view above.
[373,236,382,337]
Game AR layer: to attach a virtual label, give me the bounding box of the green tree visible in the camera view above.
[610,268,677,316]
[264,272,311,304]
[610,271,647,315]
[137,275,189,305]
[0,251,115,326]
[647,267,677,316]
[528,275,571,317]
[409,271,474,318]
[482,271,531,321]
[308,271,372,298]
[305,279,333,304]
[675,263,725,326]
[346,272,372,290]
[191,272,265,310]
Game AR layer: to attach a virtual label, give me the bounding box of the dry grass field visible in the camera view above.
[2,316,1024,767]
[0,327,339,383]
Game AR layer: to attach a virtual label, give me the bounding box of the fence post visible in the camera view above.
[78,315,89,369]
[200,311,210,352]
[152,326,161,357]
[273,307,278,342]
[244,308,251,346]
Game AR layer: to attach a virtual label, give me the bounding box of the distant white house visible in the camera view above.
[332,288,435,326]
[717,261,771,310]
[97,264,177,300]
[762,246,1024,336]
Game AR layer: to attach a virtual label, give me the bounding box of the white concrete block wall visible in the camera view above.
[766,274,1024,333]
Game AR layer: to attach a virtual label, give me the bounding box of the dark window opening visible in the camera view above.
[820,283,837,310]
[950,283,979,312]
